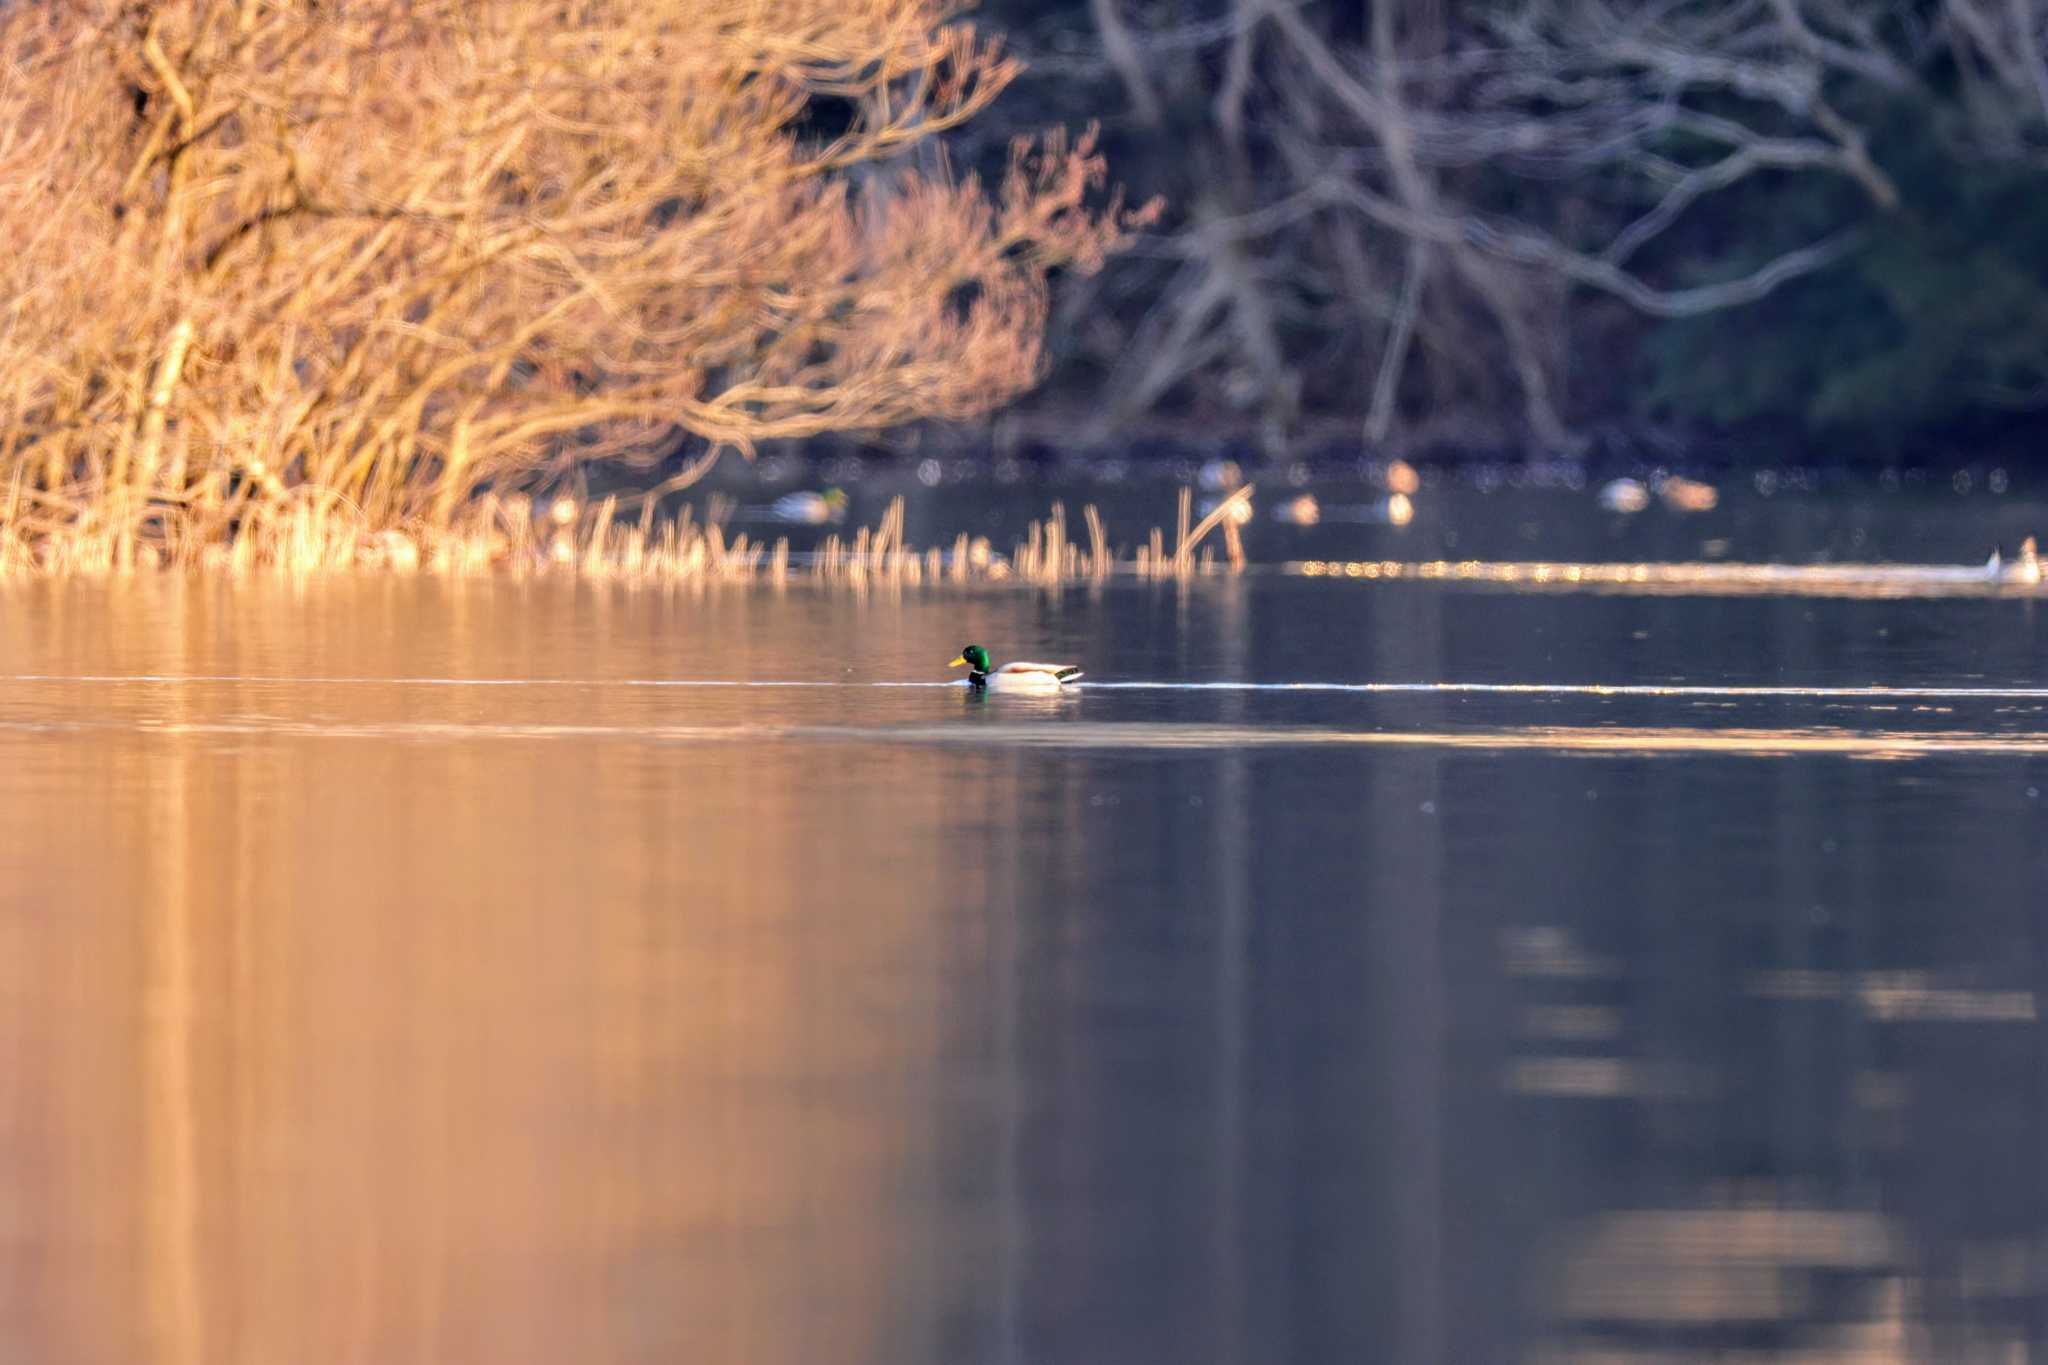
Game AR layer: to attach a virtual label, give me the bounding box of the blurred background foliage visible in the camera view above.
[950,0,2048,458]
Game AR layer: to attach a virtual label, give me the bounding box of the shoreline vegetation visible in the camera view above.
[7,1,2039,581]
[9,478,2040,600]
[0,0,1149,580]
[0,487,1256,584]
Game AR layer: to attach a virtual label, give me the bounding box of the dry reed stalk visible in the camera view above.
[1176,484,1254,573]
[0,487,1264,586]
[581,496,618,578]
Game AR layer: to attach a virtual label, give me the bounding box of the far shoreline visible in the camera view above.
[772,404,2048,480]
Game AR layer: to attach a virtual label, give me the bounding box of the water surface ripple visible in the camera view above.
[5,564,2048,1362]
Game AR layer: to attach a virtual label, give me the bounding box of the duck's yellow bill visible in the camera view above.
[947,656,967,667]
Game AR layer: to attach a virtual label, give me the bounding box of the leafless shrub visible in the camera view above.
[0,0,1146,565]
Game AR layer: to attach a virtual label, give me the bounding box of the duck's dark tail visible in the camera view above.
[1056,667,1085,683]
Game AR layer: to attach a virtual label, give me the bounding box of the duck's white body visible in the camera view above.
[1597,478,1650,514]
[975,661,1084,692]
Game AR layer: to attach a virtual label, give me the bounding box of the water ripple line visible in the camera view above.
[3,714,2048,758]
[7,674,2048,702]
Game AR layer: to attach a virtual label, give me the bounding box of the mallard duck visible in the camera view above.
[948,644,1083,691]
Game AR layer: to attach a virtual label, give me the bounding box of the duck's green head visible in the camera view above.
[948,644,991,673]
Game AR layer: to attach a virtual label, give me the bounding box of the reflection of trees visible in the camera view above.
[142,602,200,1365]
[1476,590,2047,1358]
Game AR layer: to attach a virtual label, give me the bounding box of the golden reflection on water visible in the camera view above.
[5,725,1000,1363]
[1291,557,2048,598]
[0,580,1068,1365]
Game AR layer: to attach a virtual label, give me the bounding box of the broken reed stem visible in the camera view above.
[1172,483,1254,576]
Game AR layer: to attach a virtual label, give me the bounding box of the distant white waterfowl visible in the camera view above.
[1597,478,1650,514]
[1656,474,1719,512]
[1988,536,2042,583]
[1273,493,1320,525]
[948,645,1083,692]
[767,487,847,524]
[1272,493,1414,527]
[1599,474,1717,514]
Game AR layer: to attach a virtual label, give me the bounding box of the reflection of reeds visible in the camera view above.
[0,489,1257,584]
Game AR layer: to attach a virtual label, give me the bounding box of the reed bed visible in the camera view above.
[0,485,1256,586]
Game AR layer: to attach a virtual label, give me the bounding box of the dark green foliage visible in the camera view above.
[1641,103,2048,440]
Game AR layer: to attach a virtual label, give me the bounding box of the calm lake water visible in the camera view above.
[5,480,2048,1362]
